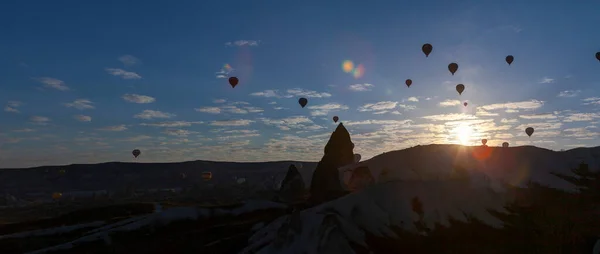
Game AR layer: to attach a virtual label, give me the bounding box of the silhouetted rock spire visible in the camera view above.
[309,123,354,205]
[278,164,306,203]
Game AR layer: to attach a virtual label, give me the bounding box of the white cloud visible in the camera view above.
[583,97,600,105]
[307,103,349,116]
[421,113,477,121]
[30,116,50,125]
[249,89,331,98]
[34,77,69,91]
[98,125,128,131]
[249,90,280,98]
[12,128,35,133]
[348,83,374,92]
[163,129,197,137]
[406,97,419,102]
[519,113,557,120]
[105,68,142,79]
[213,99,226,103]
[210,119,255,126]
[357,101,397,112]
[195,107,221,114]
[563,112,600,122]
[225,40,260,47]
[4,101,22,113]
[286,88,331,98]
[64,99,95,110]
[475,108,498,117]
[134,110,175,120]
[260,116,321,131]
[74,115,92,122]
[4,106,19,113]
[501,118,519,124]
[557,90,580,98]
[122,94,155,104]
[480,100,544,111]
[539,77,554,84]
[439,99,461,107]
[345,119,412,126]
[118,55,140,66]
[140,121,202,127]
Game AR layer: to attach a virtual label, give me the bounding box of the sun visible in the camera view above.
[455,124,473,145]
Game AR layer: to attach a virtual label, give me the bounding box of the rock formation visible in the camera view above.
[347,166,374,192]
[308,123,355,205]
[278,164,306,203]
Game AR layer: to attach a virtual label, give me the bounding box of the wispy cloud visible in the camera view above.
[118,55,140,66]
[34,77,69,91]
[64,99,95,110]
[163,129,198,137]
[122,94,156,104]
[195,107,221,114]
[557,90,581,98]
[30,116,50,125]
[225,40,260,47]
[539,77,554,84]
[74,115,92,122]
[357,101,397,112]
[4,101,22,113]
[405,97,419,102]
[582,97,600,105]
[519,113,557,120]
[134,110,175,120]
[348,83,374,92]
[421,113,477,121]
[563,112,600,122]
[105,68,142,79]
[307,103,349,116]
[98,125,128,131]
[438,99,461,107]
[249,89,331,98]
[210,119,255,126]
[480,100,544,111]
[140,121,203,127]
[213,99,226,103]
[259,116,321,131]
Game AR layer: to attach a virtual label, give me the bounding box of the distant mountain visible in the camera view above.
[0,160,317,196]
[350,144,600,191]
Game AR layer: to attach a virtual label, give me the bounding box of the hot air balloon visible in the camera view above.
[202,172,212,181]
[132,149,141,158]
[525,127,534,137]
[456,84,465,95]
[506,55,514,65]
[502,142,509,148]
[463,102,468,107]
[596,52,600,62]
[405,79,413,88]
[228,77,239,88]
[422,43,433,57]
[354,154,362,163]
[481,139,488,146]
[298,98,308,108]
[52,192,62,200]
[333,116,339,123]
[448,63,458,75]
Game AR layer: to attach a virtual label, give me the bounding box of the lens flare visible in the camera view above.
[353,64,365,79]
[342,60,354,73]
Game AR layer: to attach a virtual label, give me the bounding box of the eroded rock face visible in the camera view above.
[278,164,306,203]
[309,123,355,205]
[347,166,374,192]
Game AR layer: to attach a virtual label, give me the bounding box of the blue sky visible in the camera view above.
[1,0,600,168]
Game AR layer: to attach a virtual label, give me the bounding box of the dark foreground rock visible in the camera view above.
[309,123,355,206]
